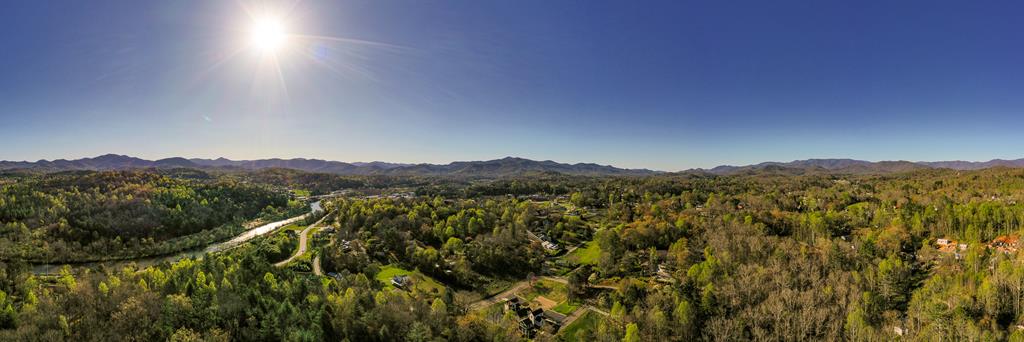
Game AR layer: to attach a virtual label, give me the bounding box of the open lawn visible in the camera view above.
[552,301,580,315]
[376,265,446,294]
[559,310,602,341]
[521,279,568,309]
[478,277,516,297]
[376,265,413,287]
[281,224,308,233]
[523,279,567,301]
[566,240,601,265]
[535,295,557,309]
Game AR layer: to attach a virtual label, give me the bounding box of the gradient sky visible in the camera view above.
[2,1,1023,171]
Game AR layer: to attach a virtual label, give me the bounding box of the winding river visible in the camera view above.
[31,201,323,275]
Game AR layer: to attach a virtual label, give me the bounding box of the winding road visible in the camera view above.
[274,215,328,268]
[558,305,609,329]
[468,280,534,311]
[466,275,613,310]
[465,273,615,332]
[312,255,323,275]
[31,201,323,275]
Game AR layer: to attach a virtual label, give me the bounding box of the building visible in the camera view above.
[545,321,562,334]
[529,308,545,328]
[989,235,1020,254]
[504,298,548,337]
[541,241,560,251]
[936,238,967,259]
[391,275,411,289]
[936,238,959,253]
[518,318,537,338]
[505,297,521,312]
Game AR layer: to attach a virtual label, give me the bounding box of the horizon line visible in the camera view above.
[5,153,1024,173]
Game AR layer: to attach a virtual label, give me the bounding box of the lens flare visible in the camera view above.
[250,16,286,53]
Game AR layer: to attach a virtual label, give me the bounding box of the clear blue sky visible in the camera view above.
[1,1,1023,171]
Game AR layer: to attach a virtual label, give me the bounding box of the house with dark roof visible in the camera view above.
[530,308,545,328]
[391,275,411,289]
[504,297,548,337]
[504,297,521,312]
[518,318,536,338]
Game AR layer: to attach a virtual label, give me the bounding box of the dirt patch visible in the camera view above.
[535,295,557,309]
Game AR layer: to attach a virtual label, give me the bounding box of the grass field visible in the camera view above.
[518,279,570,312]
[376,265,446,294]
[559,310,601,341]
[552,301,580,315]
[479,278,515,297]
[376,265,412,288]
[281,224,307,233]
[522,279,567,301]
[566,240,601,265]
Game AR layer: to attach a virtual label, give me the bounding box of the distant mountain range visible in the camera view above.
[696,158,1024,175]
[5,155,1024,177]
[918,159,1024,170]
[0,154,655,177]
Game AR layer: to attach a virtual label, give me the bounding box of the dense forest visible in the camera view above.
[0,170,300,262]
[5,167,1024,340]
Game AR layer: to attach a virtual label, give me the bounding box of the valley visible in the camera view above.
[5,165,1024,340]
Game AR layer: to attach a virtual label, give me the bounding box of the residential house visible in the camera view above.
[504,297,549,337]
[541,241,560,251]
[936,238,967,259]
[529,308,545,328]
[391,275,411,289]
[989,235,1020,254]
[518,318,536,338]
[504,297,521,312]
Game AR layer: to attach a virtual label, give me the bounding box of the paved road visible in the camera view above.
[468,280,534,310]
[31,202,322,275]
[467,274,619,311]
[313,255,323,275]
[274,225,315,267]
[588,306,609,316]
[559,305,610,329]
[274,215,328,268]
[541,276,567,284]
[560,307,589,327]
[467,273,612,333]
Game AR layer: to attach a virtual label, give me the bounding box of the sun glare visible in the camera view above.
[250,16,286,53]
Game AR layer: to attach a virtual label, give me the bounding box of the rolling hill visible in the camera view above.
[7,155,1024,177]
[0,154,656,177]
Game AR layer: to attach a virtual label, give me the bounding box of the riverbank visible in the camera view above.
[28,201,321,275]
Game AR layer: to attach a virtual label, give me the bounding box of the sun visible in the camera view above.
[250,16,287,53]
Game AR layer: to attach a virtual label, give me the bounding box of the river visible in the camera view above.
[31,201,322,275]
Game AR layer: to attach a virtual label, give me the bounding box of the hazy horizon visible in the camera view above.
[3,1,1023,170]
[8,152,1024,173]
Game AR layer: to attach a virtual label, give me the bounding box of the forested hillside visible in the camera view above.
[0,155,656,177]
[0,170,296,262]
[5,168,1024,340]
